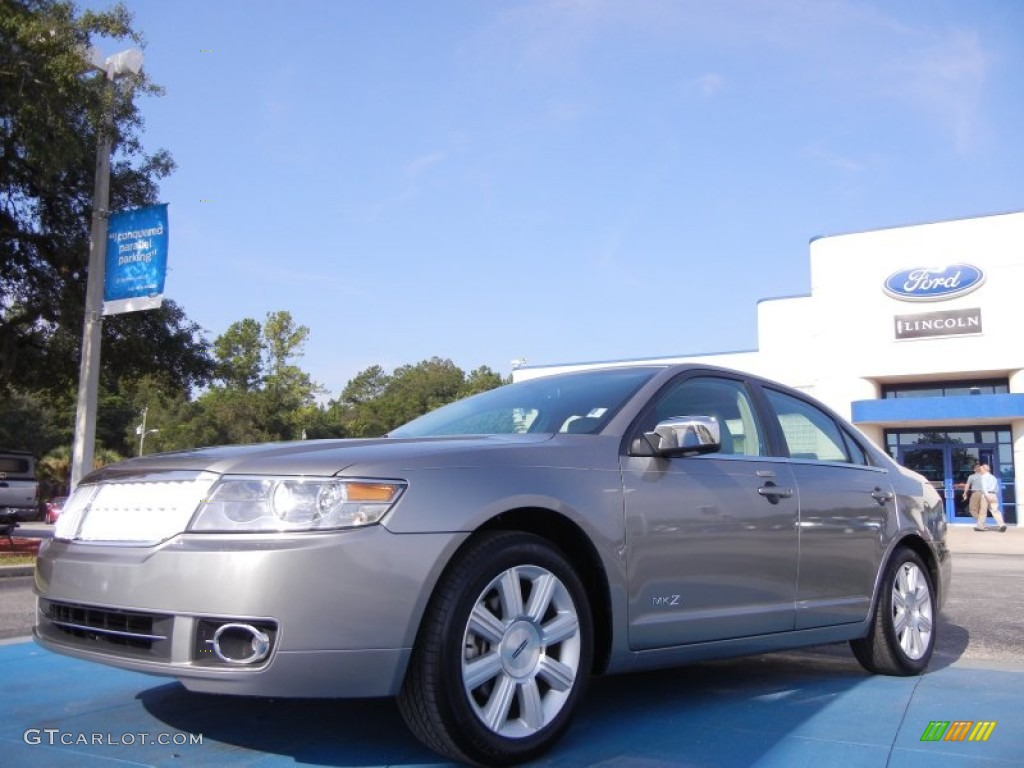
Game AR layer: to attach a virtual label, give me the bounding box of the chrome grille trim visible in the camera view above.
[55,470,220,545]
[47,619,168,642]
[39,600,173,659]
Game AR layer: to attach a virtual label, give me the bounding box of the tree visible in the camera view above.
[263,311,309,381]
[461,365,506,397]
[0,0,212,396]
[384,358,467,426]
[116,373,195,455]
[332,358,505,437]
[177,311,319,445]
[339,365,389,406]
[262,310,317,412]
[37,445,72,498]
[38,442,122,496]
[214,318,263,391]
[0,388,68,456]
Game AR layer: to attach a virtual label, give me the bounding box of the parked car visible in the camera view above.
[34,364,950,766]
[0,450,39,522]
[44,496,67,525]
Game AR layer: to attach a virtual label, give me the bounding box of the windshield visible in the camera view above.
[388,367,659,437]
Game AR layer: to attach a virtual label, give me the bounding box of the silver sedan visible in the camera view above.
[34,364,950,766]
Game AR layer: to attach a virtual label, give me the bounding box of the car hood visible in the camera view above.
[82,434,559,481]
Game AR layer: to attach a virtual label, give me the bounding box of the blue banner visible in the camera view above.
[103,204,169,315]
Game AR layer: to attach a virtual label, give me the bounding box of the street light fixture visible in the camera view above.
[69,46,144,490]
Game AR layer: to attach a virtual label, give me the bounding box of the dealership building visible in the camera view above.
[516,210,1024,526]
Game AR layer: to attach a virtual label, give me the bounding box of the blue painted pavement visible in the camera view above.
[1,638,1021,767]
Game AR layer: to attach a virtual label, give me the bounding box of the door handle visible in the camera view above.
[758,484,794,503]
[870,488,893,505]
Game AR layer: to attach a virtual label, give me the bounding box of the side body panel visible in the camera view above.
[790,461,895,628]
[622,454,798,649]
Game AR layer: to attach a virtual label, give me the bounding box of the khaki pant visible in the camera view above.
[969,491,1005,528]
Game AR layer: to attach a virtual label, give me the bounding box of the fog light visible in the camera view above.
[210,623,271,664]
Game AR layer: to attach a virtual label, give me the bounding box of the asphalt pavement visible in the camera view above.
[1,525,1021,766]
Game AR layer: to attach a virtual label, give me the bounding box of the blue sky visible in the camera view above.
[83,0,1024,397]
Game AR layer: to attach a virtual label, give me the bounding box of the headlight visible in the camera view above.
[189,476,405,533]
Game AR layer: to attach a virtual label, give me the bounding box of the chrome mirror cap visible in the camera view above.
[645,415,721,456]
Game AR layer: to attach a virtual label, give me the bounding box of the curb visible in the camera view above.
[0,565,34,578]
[945,524,1024,556]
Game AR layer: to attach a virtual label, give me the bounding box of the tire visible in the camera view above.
[850,548,935,676]
[398,531,593,766]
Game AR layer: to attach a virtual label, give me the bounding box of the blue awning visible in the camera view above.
[852,393,1024,426]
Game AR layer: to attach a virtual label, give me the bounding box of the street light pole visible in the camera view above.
[69,48,143,491]
[136,407,159,456]
[69,82,113,490]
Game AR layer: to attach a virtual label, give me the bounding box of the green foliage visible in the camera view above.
[462,365,506,396]
[263,311,309,380]
[333,358,506,438]
[214,318,263,391]
[2,324,506,462]
[37,442,122,496]
[0,388,69,455]
[116,373,193,455]
[178,311,320,445]
[339,364,389,405]
[261,310,317,422]
[100,302,212,394]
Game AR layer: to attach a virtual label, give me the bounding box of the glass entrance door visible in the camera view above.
[897,444,998,523]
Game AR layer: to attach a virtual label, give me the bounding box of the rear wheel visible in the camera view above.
[398,531,593,766]
[850,548,935,675]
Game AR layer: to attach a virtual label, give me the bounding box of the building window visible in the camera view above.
[885,426,1015,525]
[882,379,1008,399]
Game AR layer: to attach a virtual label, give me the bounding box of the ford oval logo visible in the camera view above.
[883,264,985,302]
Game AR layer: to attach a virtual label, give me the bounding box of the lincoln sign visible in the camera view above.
[894,308,982,340]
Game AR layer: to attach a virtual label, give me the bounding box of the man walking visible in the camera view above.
[962,463,988,531]
[978,464,1008,532]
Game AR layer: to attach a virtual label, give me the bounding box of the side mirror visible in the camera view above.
[644,416,722,457]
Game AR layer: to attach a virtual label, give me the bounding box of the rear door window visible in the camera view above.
[763,389,851,463]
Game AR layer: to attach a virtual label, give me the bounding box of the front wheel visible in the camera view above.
[398,532,593,766]
[850,548,935,675]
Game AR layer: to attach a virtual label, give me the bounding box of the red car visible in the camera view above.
[44,496,67,524]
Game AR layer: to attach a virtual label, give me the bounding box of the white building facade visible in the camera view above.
[516,211,1024,526]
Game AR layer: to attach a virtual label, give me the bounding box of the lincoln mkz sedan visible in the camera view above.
[34,365,950,766]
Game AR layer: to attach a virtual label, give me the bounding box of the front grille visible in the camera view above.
[57,470,219,545]
[40,600,173,660]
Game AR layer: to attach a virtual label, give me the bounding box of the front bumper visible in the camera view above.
[34,526,465,697]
